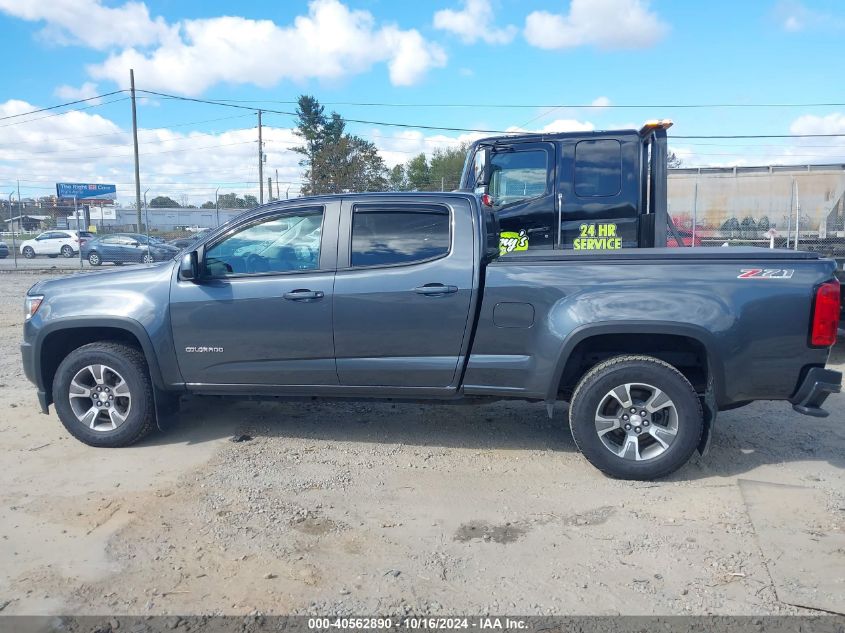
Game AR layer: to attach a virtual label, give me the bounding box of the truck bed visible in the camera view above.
[498,246,822,263]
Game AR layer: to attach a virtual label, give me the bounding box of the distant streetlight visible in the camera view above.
[143,189,150,245]
[7,192,17,266]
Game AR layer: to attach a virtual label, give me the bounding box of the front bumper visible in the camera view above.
[790,367,842,417]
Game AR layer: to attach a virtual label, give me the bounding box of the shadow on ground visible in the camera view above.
[140,341,845,480]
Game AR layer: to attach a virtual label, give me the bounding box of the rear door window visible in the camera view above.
[351,205,450,267]
[574,139,622,197]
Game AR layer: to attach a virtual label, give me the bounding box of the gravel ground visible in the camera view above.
[1,270,844,616]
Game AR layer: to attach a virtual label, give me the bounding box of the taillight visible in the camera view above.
[810,280,840,347]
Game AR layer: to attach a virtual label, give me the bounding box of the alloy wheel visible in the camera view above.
[594,382,679,461]
[68,364,132,432]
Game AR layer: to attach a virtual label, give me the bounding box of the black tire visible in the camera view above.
[142,252,154,264]
[88,251,102,266]
[22,246,35,259]
[52,342,156,447]
[61,245,74,258]
[569,355,703,480]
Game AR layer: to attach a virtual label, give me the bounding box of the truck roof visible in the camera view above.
[470,128,642,146]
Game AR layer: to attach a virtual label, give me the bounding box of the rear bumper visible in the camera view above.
[790,367,841,417]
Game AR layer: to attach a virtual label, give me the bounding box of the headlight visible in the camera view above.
[25,295,44,320]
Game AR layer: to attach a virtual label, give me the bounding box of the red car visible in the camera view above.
[667,220,703,247]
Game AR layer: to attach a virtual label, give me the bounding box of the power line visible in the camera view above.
[0,139,256,162]
[139,90,845,139]
[181,97,845,110]
[0,90,127,122]
[675,134,845,139]
[0,113,255,148]
[0,97,130,129]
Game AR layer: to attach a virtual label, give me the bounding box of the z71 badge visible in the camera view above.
[737,269,794,279]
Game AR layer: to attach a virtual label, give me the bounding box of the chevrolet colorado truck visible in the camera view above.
[21,192,842,479]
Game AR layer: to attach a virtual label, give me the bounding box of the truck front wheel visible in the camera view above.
[568,355,703,480]
[52,342,156,447]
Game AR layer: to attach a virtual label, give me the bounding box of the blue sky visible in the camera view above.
[1,0,844,204]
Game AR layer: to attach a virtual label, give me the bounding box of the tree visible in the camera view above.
[406,153,431,191]
[243,194,258,208]
[217,193,244,208]
[292,94,389,194]
[292,95,328,194]
[428,145,467,191]
[388,164,408,191]
[200,201,216,209]
[149,196,180,208]
[667,151,683,168]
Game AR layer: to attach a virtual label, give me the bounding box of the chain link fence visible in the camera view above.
[667,165,845,261]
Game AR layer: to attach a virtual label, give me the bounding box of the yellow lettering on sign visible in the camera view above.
[572,234,622,250]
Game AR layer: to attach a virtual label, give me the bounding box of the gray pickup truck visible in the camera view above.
[21,192,842,479]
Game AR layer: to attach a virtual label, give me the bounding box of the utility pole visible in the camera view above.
[74,195,82,269]
[275,169,279,203]
[130,69,142,231]
[215,187,220,227]
[257,110,264,205]
[268,177,273,201]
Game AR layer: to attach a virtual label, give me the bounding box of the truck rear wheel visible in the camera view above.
[52,342,156,447]
[568,355,703,480]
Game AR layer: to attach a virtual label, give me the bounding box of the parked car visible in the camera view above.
[0,240,8,259]
[21,192,841,480]
[81,233,180,266]
[167,236,200,250]
[19,230,93,259]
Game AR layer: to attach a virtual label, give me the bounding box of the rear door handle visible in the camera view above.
[283,289,324,301]
[414,284,458,296]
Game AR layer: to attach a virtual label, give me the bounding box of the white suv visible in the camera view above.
[19,230,93,259]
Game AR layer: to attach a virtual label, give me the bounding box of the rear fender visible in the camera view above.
[548,320,725,405]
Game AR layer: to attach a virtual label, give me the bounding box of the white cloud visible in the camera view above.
[591,96,611,108]
[54,82,101,102]
[2,0,446,94]
[505,119,595,135]
[433,0,517,45]
[0,99,304,205]
[0,0,172,50]
[524,0,668,50]
[773,0,845,32]
[790,112,845,136]
[80,0,446,93]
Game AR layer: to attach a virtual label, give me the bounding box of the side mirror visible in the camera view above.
[474,147,492,187]
[179,251,199,281]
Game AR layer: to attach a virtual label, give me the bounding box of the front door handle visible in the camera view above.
[414,284,458,296]
[283,289,325,301]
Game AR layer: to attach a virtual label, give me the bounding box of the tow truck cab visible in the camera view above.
[459,120,673,253]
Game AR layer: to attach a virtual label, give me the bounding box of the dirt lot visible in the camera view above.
[1,270,844,616]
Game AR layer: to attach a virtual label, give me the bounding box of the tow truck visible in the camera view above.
[459,120,683,253]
